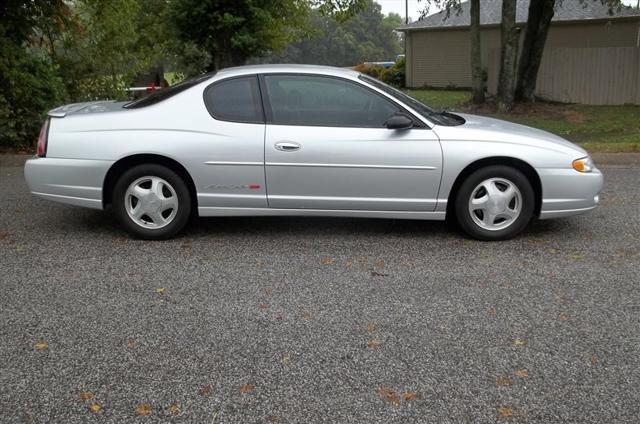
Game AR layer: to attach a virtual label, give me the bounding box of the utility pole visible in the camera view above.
[406,0,409,24]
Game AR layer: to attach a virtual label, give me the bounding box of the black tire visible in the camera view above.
[112,164,191,240]
[454,165,535,241]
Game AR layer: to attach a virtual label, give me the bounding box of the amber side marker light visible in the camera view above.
[572,157,593,173]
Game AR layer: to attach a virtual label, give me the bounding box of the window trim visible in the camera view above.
[258,73,427,129]
[202,75,265,124]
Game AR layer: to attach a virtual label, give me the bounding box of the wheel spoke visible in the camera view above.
[131,185,148,199]
[485,180,501,197]
[162,195,178,211]
[131,203,145,219]
[471,194,489,210]
[503,185,517,202]
[147,210,166,225]
[483,211,497,226]
[151,177,163,197]
[501,207,519,220]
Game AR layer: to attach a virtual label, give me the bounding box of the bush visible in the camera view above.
[353,63,385,79]
[379,56,405,88]
[353,56,406,88]
[0,36,65,149]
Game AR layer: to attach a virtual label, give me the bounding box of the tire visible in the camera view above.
[454,165,535,241]
[112,164,191,240]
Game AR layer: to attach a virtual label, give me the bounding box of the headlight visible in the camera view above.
[572,156,594,173]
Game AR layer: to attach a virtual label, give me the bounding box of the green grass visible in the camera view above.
[405,89,471,110]
[404,89,640,153]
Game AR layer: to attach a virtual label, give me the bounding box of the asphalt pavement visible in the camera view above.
[1,156,639,423]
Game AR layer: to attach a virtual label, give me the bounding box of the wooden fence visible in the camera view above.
[488,47,640,105]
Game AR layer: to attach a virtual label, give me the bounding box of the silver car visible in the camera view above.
[24,65,603,240]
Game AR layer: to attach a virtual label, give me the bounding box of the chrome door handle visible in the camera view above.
[274,141,301,152]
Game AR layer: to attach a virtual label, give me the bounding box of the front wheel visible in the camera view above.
[112,164,191,240]
[455,166,535,241]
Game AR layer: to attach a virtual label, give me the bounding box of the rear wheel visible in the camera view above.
[113,164,191,239]
[455,166,534,241]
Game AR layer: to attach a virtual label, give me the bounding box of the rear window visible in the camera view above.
[124,72,216,109]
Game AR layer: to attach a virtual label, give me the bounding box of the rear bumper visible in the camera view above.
[538,167,604,219]
[24,156,113,210]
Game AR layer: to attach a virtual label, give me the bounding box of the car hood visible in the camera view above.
[48,101,128,118]
[438,113,587,156]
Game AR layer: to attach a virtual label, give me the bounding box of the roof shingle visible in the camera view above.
[398,0,640,30]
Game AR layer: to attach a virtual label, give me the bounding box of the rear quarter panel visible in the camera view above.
[46,82,267,209]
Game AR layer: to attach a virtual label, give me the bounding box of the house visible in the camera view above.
[398,0,640,105]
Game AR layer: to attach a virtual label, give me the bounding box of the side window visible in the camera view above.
[204,76,263,123]
[263,75,400,127]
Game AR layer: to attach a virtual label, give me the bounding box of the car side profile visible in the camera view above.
[24,64,603,240]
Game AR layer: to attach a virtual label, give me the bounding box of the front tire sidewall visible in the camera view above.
[455,166,535,241]
[113,164,191,240]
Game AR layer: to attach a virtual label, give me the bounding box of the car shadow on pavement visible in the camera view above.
[61,206,581,242]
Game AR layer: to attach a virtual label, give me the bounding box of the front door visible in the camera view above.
[261,74,442,211]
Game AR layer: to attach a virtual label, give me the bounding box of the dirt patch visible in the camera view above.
[460,99,565,119]
[561,110,587,123]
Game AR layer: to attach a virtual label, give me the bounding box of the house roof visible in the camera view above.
[398,0,640,31]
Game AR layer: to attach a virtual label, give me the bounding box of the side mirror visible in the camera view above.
[385,113,413,130]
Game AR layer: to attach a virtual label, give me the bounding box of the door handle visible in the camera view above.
[274,141,301,152]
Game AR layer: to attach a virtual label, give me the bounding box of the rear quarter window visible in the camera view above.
[203,76,264,124]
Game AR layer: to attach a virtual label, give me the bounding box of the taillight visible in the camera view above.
[36,119,50,157]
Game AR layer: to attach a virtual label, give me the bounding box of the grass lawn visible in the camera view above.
[405,89,640,153]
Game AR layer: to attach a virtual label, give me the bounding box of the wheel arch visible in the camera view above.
[103,154,198,212]
[446,157,542,219]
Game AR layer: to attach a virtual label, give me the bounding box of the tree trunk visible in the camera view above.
[515,0,555,102]
[470,0,484,104]
[497,0,519,112]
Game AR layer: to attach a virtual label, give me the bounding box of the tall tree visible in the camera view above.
[514,0,554,102]
[171,0,366,72]
[497,0,518,111]
[515,0,623,102]
[469,0,484,103]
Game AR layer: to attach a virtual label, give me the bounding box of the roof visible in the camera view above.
[398,0,640,31]
[217,64,359,78]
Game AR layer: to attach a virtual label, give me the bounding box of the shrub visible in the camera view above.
[0,36,65,149]
[379,56,405,88]
[353,56,406,88]
[353,63,385,79]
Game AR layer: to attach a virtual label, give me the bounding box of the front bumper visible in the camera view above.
[538,167,604,219]
[24,157,113,210]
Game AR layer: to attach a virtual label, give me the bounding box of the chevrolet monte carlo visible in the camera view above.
[24,65,603,240]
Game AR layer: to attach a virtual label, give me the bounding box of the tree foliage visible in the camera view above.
[262,1,402,66]
[0,0,68,148]
[171,0,310,72]
[51,0,172,100]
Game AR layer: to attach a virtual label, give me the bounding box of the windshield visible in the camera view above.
[358,74,436,116]
[358,74,465,126]
[124,72,216,108]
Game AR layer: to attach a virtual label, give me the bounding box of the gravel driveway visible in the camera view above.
[1,156,638,423]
